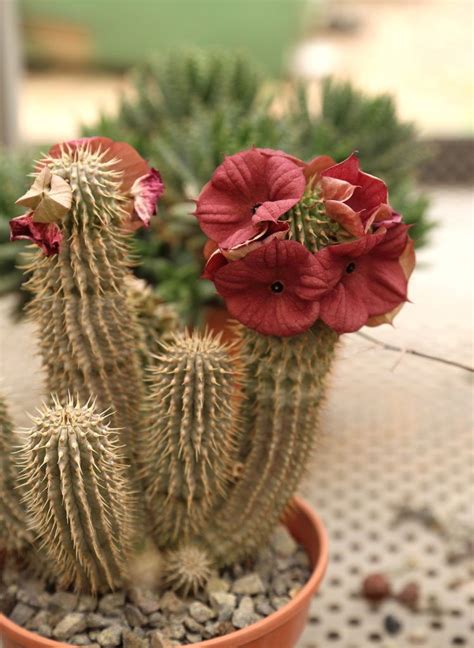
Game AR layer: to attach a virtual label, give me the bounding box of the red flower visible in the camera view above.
[201,221,289,280]
[195,148,305,249]
[47,137,164,229]
[10,212,62,256]
[321,153,400,234]
[129,168,164,229]
[213,239,328,337]
[313,224,412,333]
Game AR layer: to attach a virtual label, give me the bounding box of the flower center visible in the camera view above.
[270,281,284,294]
[251,202,263,214]
[345,262,356,274]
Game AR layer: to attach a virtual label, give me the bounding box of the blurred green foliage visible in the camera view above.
[1,49,434,323]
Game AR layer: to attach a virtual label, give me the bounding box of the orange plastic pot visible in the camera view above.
[0,497,328,648]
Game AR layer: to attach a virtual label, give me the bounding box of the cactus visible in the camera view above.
[163,545,212,596]
[16,396,136,593]
[21,142,147,466]
[126,275,180,360]
[203,322,338,565]
[142,329,241,547]
[0,393,32,550]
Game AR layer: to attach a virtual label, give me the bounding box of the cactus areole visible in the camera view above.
[2,139,415,644]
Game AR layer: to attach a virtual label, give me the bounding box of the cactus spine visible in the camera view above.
[143,329,241,547]
[24,144,145,463]
[0,394,32,550]
[203,322,338,565]
[16,397,136,593]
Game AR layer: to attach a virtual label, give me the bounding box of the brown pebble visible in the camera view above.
[397,582,420,610]
[216,621,234,636]
[362,573,391,602]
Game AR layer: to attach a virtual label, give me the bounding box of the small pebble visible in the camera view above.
[98,593,126,617]
[124,604,147,628]
[10,603,37,627]
[71,634,94,646]
[96,624,123,647]
[408,628,427,644]
[384,614,402,635]
[53,613,87,641]
[362,573,391,602]
[232,573,265,596]
[168,622,186,640]
[397,582,420,611]
[148,611,166,629]
[0,589,16,616]
[206,577,229,595]
[149,630,172,648]
[232,596,260,629]
[129,588,161,615]
[255,599,273,616]
[189,601,215,623]
[78,595,98,613]
[122,629,149,648]
[209,592,237,622]
[86,613,115,629]
[159,591,186,614]
[185,633,202,644]
[49,591,78,611]
[183,616,205,633]
[271,595,290,610]
[37,624,52,638]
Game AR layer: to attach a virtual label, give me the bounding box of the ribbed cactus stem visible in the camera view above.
[16,397,136,593]
[283,187,347,252]
[24,144,145,463]
[126,276,180,361]
[204,322,338,565]
[143,329,241,547]
[0,394,32,550]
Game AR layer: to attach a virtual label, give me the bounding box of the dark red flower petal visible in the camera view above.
[214,239,328,337]
[10,212,62,256]
[195,148,305,249]
[130,168,164,228]
[323,153,360,185]
[314,225,412,333]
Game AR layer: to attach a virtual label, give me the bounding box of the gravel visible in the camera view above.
[0,525,311,646]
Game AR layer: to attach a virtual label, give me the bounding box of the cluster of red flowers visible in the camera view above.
[10,137,164,256]
[196,148,415,336]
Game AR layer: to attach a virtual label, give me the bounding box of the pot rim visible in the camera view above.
[0,496,328,648]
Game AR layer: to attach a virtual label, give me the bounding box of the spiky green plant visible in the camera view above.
[142,329,241,548]
[16,397,136,593]
[23,144,145,466]
[126,276,180,360]
[163,545,213,597]
[0,393,32,551]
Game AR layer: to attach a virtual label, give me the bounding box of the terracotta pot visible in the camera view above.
[0,497,328,648]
